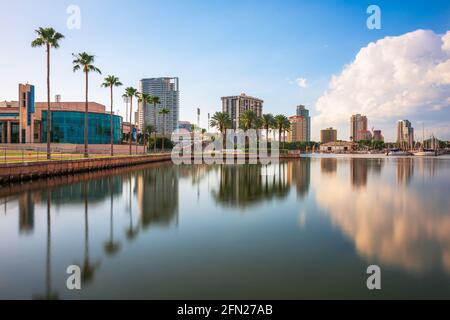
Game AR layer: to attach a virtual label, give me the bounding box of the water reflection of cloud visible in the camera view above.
[314,159,450,274]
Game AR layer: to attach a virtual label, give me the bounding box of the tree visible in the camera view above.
[144,125,155,150]
[31,27,64,160]
[239,110,258,150]
[72,52,102,157]
[274,115,288,146]
[282,117,291,147]
[239,110,257,131]
[101,76,122,156]
[149,96,161,153]
[261,114,274,142]
[138,93,152,153]
[124,87,139,155]
[210,112,232,149]
[159,108,170,151]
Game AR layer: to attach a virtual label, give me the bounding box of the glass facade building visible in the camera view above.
[41,111,122,144]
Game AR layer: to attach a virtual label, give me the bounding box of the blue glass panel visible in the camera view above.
[41,111,123,144]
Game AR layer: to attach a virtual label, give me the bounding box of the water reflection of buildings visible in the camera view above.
[212,163,291,208]
[397,158,414,185]
[49,177,123,205]
[350,159,368,188]
[315,157,450,274]
[320,158,337,175]
[350,158,383,188]
[287,159,311,198]
[18,192,34,234]
[137,164,179,228]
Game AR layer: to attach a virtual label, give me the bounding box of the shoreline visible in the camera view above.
[1,152,449,184]
[0,154,172,184]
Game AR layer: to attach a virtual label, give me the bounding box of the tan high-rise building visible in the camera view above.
[288,116,309,143]
[350,114,368,141]
[397,120,414,148]
[320,127,337,144]
[221,93,263,129]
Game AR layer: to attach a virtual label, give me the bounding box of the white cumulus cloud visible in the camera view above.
[314,29,450,141]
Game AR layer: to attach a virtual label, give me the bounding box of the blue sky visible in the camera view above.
[0,0,449,140]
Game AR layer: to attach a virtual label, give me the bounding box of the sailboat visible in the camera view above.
[388,140,412,156]
[388,148,412,156]
[413,125,439,156]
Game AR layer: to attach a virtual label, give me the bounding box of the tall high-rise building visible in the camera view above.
[397,120,414,148]
[221,93,263,129]
[140,77,179,135]
[350,114,368,141]
[320,127,337,144]
[295,105,311,142]
[288,116,310,143]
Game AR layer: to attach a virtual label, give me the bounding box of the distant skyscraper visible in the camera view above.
[140,77,179,135]
[397,120,414,148]
[295,105,311,142]
[350,114,368,141]
[320,127,337,144]
[221,93,263,129]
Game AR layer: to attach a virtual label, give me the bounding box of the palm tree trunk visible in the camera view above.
[162,114,165,151]
[84,71,89,158]
[142,103,146,154]
[153,103,157,153]
[129,98,133,155]
[46,44,51,160]
[222,127,227,151]
[110,86,113,157]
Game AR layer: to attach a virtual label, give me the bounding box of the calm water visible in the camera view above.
[1,156,450,299]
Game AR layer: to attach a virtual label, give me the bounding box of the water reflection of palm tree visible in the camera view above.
[34,191,57,300]
[212,164,290,208]
[81,182,100,284]
[126,173,139,240]
[137,167,179,228]
[104,181,120,256]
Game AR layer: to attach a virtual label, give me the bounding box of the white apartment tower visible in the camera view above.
[139,77,179,135]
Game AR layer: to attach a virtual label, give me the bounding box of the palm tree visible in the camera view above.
[159,108,170,151]
[144,125,155,151]
[124,87,139,155]
[261,114,274,142]
[101,76,122,156]
[239,110,258,150]
[210,112,232,149]
[138,93,152,153]
[149,96,161,153]
[72,53,102,158]
[239,110,257,131]
[282,117,291,147]
[31,27,64,160]
[274,115,289,146]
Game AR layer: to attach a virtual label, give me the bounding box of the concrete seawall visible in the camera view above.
[0,154,172,184]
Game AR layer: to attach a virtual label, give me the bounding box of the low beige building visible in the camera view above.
[320,141,357,153]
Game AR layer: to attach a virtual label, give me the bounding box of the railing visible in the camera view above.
[0,143,148,164]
